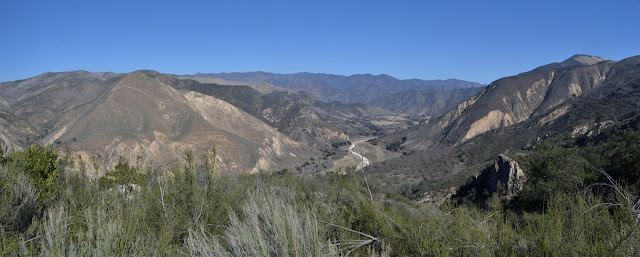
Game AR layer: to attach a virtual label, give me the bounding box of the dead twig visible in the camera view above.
[323,221,380,256]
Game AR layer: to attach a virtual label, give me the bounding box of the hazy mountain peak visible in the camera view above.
[561,54,606,67]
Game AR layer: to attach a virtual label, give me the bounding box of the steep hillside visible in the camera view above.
[187,72,484,103]
[0,71,118,107]
[0,95,8,109]
[369,87,483,117]
[39,71,315,174]
[0,111,39,151]
[0,71,122,147]
[0,71,122,139]
[169,77,353,145]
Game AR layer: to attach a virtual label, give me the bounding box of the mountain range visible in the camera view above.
[186,72,485,104]
[2,54,638,202]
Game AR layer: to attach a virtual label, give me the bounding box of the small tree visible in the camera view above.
[0,143,4,165]
[201,144,218,173]
[6,145,59,200]
[99,157,146,188]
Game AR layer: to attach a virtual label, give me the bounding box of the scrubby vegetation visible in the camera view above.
[385,136,407,152]
[1,123,640,256]
[332,141,351,149]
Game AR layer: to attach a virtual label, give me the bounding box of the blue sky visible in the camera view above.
[1,0,638,84]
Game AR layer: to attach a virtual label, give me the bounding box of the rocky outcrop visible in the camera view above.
[570,120,614,138]
[487,154,526,198]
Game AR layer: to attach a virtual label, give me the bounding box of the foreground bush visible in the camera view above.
[187,188,335,256]
[0,140,638,256]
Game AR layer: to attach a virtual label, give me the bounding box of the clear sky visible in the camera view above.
[1,0,639,84]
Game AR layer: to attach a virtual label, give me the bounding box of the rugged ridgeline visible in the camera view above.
[382,54,613,149]
[161,75,397,147]
[186,72,485,104]
[372,54,612,149]
[366,55,640,196]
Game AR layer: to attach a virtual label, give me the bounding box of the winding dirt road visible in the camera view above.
[348,139,370,170]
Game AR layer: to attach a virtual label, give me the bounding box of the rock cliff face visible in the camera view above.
[487,154,526,198]
[446,55,613,144]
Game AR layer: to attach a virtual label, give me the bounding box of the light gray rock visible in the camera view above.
[487,154,526,198]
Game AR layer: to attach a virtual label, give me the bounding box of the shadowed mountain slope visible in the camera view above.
[168,75,396,147]
[368,87,483,117]
[0,111,38,151]
[181,76,300,95]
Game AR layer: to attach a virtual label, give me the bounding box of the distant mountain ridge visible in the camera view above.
[368,87,484,117]
[185,72,485,103]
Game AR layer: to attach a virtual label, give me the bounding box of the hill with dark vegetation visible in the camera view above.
[368,87,484,117]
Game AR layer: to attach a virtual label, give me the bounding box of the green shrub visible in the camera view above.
[1,139,639,256]
[6,145,59,200]
[517,143,598,211]
[98,157,147,188]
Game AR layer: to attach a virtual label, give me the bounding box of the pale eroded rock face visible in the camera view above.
[535,104,570,126]
[570,120,615,138]
[463,110,514,141]
[487,154,526,199]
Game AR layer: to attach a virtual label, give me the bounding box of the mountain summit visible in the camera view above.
[560,54,606,67]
